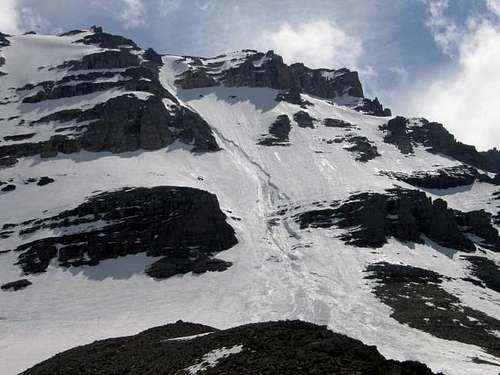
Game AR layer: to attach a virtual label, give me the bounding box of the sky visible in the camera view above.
[0,0,499,150]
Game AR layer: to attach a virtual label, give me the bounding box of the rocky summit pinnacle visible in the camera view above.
[0,26,499,375]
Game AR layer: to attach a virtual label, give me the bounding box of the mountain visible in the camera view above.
[0,26,499,375]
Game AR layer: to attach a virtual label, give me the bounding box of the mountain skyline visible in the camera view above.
[1,0,500,150]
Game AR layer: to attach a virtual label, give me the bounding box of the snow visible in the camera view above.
[0,38,499,375]
[184,345,243,374]
[163,332,213,342]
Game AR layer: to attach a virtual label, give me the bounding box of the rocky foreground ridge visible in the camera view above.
[22,320,439,375]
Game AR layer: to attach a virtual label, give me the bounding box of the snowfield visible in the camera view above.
[0,34,499,375]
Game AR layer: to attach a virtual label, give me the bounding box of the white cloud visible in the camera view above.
[19,7,51,33]
[119,0,146,28]
[422,0,463,56]
[90,0,146,28]
[257,20,363,70]
[410,21,500,150]
[0,0,20,34]
[159,0,181,16]
[486,0,500,16]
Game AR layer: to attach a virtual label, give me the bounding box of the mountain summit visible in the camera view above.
[0,27,499,375]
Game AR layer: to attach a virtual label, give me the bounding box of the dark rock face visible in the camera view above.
[37,177,54,186]
[366,262,500,357]
[176,50,370,102]
[61,50,141,71]
[0,94,219,165]
[22,320,439,375]
[381,116,414,154]
[3,133,36,142]
[380,117,500,173]
[464,256,500,293]
[275,87,313,107]
[11,186,237,278]
[1,184,15,192]
[75,28,139,50]
[381,165,498,189]
[293,111,316,128]
[0,32,10,47]
[295,188,499,251]
[178,68,218,89]
[146,255,232,279]
[323,118,355,129]
[354,97,392,117]
[1,279,32,291]
[343,135,380,162]
[0,32,220,166]
[258,114,291,146]
[59,29,84,37]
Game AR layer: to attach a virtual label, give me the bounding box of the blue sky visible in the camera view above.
[1,0,499,150]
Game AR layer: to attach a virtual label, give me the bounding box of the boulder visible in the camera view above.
[1,279,32,291]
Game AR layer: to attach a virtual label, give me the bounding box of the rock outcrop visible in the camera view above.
[293,111,316,128]
[0,32,10,47]
[0,28,220,167]
[381,165,499,189]
[366,262,500,357]
[22,320,439,375]
[295,188,500,251]
[175,50,391,116]
[354,97,392,117]
[323,118,356,129]
[258,114,292,146]
[10,186,237,279]
[464,256,500,293]
[380,117,500,173]
[343,135,380,162]
[1,279,32,291]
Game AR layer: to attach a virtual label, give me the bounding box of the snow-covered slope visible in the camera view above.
[1,28,500,375]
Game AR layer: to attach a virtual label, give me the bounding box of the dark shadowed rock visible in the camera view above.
[1,279,32,291]
[366,262,500,357]
[258,114,292,146]
[1,184,15,192]
[3,133,36,142]
[37,177,54,186]
[176,50,368,103]
[381,165,494,189]
[22,320,439,375]
[354,97,392,117]
[343,135,380,162]
[464,256,500,293]
[0,32,10,47]
[381,116,413,154]
[178,68,218,89]
[295,188,499,251]
[76,28,139,50]
[293,111,316,128]
[143,48,163,65]
[12,186,237,278]
[146,256,232,279]
[275,87,312,107]
[62,50,141,71]
[380,117,500,173]
[59,29,85,37]
[323,118,355,128]
[0,93,219,164]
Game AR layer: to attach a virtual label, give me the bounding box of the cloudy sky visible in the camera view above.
[1,0,499,150]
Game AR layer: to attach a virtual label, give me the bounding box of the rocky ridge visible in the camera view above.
[22,320,439,375]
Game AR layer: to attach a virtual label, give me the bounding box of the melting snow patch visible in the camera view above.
[163,332,214,342]
[185,344,244,374]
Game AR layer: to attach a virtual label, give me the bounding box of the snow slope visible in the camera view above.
[0,32,499,375]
